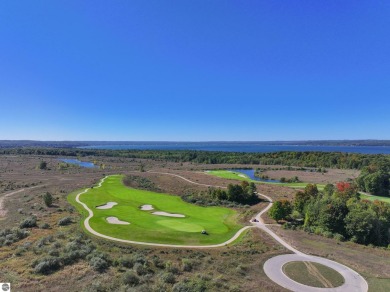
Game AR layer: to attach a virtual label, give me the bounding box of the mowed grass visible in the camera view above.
[283,261,345,288]
[68,175,242,245]
[207,170,325,190]
[360,193,390,204]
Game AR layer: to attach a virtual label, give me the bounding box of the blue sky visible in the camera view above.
[1,1,389,141]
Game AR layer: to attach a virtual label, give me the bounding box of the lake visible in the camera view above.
[78,142,390,154]
[229,168,280,183]
[59,159,95,168]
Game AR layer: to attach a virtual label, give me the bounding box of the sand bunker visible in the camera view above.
[96,202,118,209]
[152,211,185,218]
[238,174,247,178]
[140,204,154,211]
[106,217,130,225]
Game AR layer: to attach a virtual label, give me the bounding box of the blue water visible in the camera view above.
[79,142,390,154]
[59,159,95,168]
[228,169,280,183]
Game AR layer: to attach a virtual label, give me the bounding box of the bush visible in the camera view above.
[89,256,109,272]
[182,259,193,272]
[122,271,140,286]
[333,233,345,242]
[322,231,333,238]
[20,217,37,228]
[48,249,60,257]
[160,272,176,284]
[165,261,179,274]
[119,256,134,268]
[40,223,50,229]
[58,217,72,226]
[134,263,148,276]
[33,257,61,274]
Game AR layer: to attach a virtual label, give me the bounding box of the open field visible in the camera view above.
[206,170,325,190]
[69,175,242,245]
[283,261,344,288]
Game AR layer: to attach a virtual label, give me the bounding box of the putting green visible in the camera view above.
[69,175,242,245]
[207,170,325,190]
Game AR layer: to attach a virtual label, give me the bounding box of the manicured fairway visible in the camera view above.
[360,193,390,204]
[206,170,325,190]
[69,175,242,245]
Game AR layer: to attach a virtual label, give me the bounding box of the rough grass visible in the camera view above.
[366,277,390,292]
[360,193,390,204]
[283,261,344,288]
[206,170,325,190]
[68,175,243,245]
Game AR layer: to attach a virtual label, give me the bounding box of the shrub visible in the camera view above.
[182,259,193,272]
[152,255,164,269]
[132,253,147,265]
[13,228,29,240]
[33,257,61,274]
[333,233,345,242]
[58,217,72,226]
[40,223,50,229]
[322,231,333,238]
[165,261,179,274]
[89,256,109,272]
[134,263,148,276]
[122,271,140,286]
[48,249,60,257]
[62,251,82,265]
[160,272,176,284]
[43,192,53,207]
[119,256,134,268]
[20,217,37,228]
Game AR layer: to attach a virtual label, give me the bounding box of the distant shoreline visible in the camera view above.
[2,139,390,149]
[1,140,390,154]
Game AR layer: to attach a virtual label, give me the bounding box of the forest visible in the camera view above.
[269,182,390,246]
[1,147,390,170]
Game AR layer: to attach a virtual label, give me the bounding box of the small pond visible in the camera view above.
[228,169,280,183]
[59,158,95,168]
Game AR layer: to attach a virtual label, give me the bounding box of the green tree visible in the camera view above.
[323,184,335,196]
[269,200,292,222]
[344,206,376,244]
[304,184,319,197]
[43,192,53,207]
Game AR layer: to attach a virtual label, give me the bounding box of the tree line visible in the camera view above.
[183,181,260,207]
[1,147,390,170]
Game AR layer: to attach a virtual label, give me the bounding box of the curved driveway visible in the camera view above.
[75,172,368,291]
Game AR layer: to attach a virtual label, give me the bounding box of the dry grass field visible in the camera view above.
[0,154,387,291]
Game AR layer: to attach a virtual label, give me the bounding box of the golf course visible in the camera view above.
[206,170,325,189]
[69,175,242,245]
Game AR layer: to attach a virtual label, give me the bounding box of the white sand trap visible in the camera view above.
[140,204,154,211]
[152,211,185,218]
[106,217,130,225]
[238,174,247,178]
[96,202,118,209]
